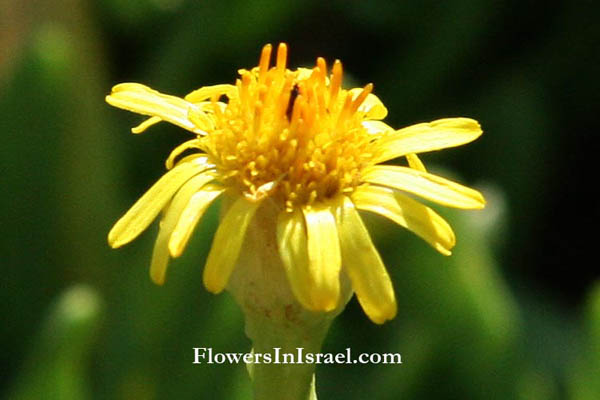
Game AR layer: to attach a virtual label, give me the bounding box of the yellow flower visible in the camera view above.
[106,43,484,324]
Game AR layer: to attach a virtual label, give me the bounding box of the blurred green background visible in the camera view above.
[2,0,599,399]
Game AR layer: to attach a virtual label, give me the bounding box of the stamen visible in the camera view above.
[316,57,327,85]
[313,72,327,119]
[211,93,223,123]
[258,44,272,85]
[240,73,253,129]
[253,99,263,139]
[240,74,251,109]
[198,45,374,208]
[349,83,373,114]
[336,93,353,129]
[276,43,287,72]
[329,60,343,109]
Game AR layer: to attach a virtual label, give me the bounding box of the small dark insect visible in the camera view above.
[286,84,300,120]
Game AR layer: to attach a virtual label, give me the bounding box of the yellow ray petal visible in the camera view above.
[406,153,426,172]
[361,120,395,135]
[168,184,225,257]
[374,118,482,163]
[362,165,485,209]
[335,196,396,324]
[187,108,216,132]
[165,139,204,170]
[197,101,228,114]
[351,185,455,255]
[108,156,213,248]
[184,84,237,103]
[276,209,314,310]
[149,213,171,286]
[349,88,388,120]
[302,203,342,311]
[132,116,162,134]
[106,83,204,134]
[203,196,261,293]
[149,172,216,285]
[130,101,226,134]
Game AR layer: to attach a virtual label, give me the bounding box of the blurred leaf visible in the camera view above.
[567,282,600,400]
[7,285,102,400]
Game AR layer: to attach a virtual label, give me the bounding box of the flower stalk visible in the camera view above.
[226,198,351,399]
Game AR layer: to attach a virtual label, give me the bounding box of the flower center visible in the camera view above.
[199,44,376,210]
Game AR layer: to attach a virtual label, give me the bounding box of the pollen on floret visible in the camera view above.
[198,43,376,209]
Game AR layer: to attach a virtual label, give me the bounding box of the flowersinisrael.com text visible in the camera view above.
[193,347,402,365]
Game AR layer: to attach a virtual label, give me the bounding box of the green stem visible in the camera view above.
[226,199,351,400]
[248,321,327,400]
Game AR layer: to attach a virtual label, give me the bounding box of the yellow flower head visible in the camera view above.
[106,43,485,324]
